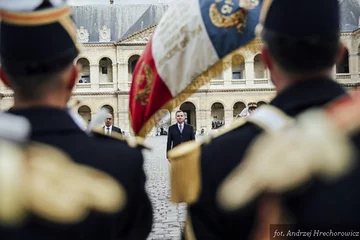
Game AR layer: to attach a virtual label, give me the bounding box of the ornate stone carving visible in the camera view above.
[132,28,154,42]
[77,26,89,43]
[99,26,111,42]
[120,27,155,44]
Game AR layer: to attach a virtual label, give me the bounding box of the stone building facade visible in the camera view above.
[0,3,360,136]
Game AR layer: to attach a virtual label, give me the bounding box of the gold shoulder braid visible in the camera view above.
[28,142,126,223]
[217,108,355,211]
[209,3,248,33]
[0,141,126,226]
[0,140,27,226]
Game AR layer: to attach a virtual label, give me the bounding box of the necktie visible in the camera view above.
[106,127,110,135]
[179,124,183,133]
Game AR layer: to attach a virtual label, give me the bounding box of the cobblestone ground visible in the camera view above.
[143,136,187,240]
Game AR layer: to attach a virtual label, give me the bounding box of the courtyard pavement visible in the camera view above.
[143,136,199,240]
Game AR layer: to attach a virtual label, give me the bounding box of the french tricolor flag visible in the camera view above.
[129,0,263,137]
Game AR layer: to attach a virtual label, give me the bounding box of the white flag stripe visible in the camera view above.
[152,0,219,97]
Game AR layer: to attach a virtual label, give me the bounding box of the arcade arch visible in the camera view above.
[211,102,224,129]
[232,54,245,79]
[77,58,90,83]
[233,101,246,118]
[257,101,268,107]
[101,104,114,116]
[78,105,91,123]
[254,54,266,79]
[99,57,113,82]
[128,55,140,81]
[180,101,197,130]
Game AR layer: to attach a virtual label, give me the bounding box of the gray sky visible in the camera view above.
[67,0,170,5]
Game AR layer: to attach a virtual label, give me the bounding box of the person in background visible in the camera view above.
[166,110,195,162]
[103,113,122,136]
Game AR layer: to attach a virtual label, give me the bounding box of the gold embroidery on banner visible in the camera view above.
[209,3,248,33]
[158,24,203,68]
[135,63,154,106]
[130,40,259,137]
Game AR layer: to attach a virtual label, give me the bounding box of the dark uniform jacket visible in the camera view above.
[184,78,360,239]
[1,107,153,240]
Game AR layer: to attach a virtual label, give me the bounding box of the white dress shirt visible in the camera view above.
[104,125,113,135]
[178,123,184,132]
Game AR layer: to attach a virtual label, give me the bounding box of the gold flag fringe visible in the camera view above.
[130,39,260,138]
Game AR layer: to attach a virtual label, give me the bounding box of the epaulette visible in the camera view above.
[217,108,355,212]
[0,141,127,226]
[91,127,150,150]
[169,105,293,204]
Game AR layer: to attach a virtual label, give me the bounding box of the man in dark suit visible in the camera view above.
[103,113,122,135]
[166,110,195,161]
[169,0,357,239]
[0,1,152,239]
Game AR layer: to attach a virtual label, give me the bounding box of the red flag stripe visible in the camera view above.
[129,37,173,136]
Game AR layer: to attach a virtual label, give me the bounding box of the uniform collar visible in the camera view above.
[270,78,347,116]
[8,106,81,134]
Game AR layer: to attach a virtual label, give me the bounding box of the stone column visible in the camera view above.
[224,109,233,128]
[208,109,213,133]
[117,96,129,135]
[349,53,358,81]
[195,110,201,135]
[245,60,255,86]
[223,60,232,87]
[112,63,118,89]
[118,63,128,91]
[332,65,336,78]
[196,109,207,134]
[90,64,99,90]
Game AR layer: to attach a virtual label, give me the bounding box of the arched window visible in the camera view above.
[77,58,90,83]
[99,57,113,82]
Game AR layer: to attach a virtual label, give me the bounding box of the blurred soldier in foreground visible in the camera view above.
[0,113,132,239]
[218,90,360,239]
[168,0,352,239]
[0,1,152,239]
[0,113,31,228]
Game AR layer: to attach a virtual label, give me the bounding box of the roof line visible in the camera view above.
[116,24,157,44]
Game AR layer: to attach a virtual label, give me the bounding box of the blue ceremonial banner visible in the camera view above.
[201,0,262,58]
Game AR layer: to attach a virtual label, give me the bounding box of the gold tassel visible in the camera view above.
[169,141,201,204]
